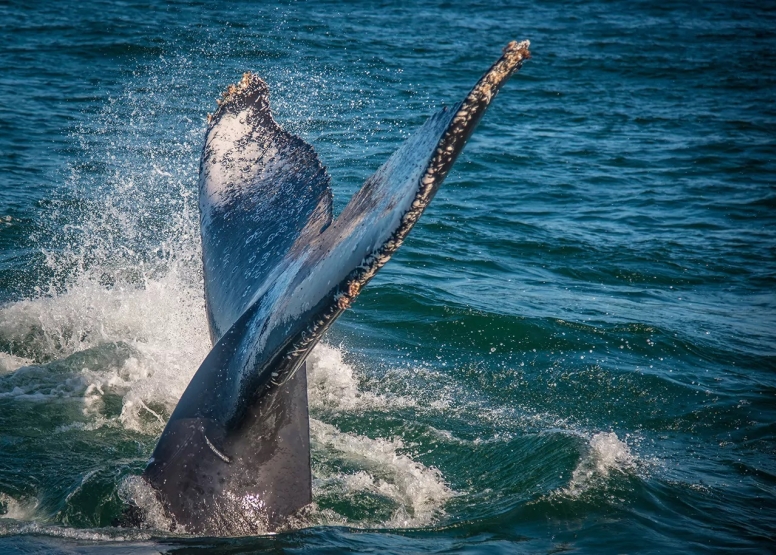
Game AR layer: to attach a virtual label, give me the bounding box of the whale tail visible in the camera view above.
[141,41,530,535]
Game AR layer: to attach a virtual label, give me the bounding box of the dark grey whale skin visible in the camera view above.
[142,41,530,535]
[143,363,310,534]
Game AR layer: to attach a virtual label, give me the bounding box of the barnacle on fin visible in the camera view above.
[218,72,262,106]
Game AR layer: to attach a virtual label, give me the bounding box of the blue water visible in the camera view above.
[1,0,775,552]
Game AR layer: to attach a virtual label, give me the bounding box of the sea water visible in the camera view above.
[0,1,774,552]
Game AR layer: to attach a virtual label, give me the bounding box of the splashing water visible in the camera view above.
[0,13,655,541]
[0,246,455,532]
[310,419,453,528]
[563,432,637,497]
[0,40,462,534]
[0,494,38,522]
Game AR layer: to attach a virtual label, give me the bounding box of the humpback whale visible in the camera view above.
[140,40,530,535]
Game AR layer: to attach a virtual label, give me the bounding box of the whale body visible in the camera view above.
[141,40,530,535]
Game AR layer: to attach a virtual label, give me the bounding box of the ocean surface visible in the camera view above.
[1,0,774,553]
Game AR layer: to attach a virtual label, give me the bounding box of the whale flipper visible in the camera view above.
[142,40,530,535]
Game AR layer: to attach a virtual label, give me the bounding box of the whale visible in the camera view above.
[139,40,530,535]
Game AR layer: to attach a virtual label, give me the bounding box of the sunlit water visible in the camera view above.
[0,1,774,553]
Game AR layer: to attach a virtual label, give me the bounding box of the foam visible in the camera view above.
[0,268,453,531]
[309,419,453,528]
[307,343,416,412]
[0,270,210,432]
[118,349,454,533]
[0,493,38,522]
[1,267,640,529]
[563,431,636,497]
[0,354,32,375]
[0,520,152,542]
[117,476,175,533]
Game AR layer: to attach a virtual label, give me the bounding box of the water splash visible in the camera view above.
[0,38,451,535]
[0,493,38,522]
[114,347,454,534]
[564,432,636,497]
[307,343,417,412]
[116,476,174,533]
[0,269,210,431]
[310,419,453,528]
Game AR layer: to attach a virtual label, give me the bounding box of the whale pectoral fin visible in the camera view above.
[143,363,310,535]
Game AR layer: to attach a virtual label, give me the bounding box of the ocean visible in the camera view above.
[0,0,774,552]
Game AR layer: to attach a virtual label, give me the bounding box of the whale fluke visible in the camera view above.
[141,40,530,535]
